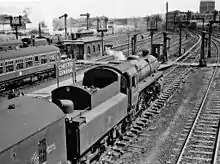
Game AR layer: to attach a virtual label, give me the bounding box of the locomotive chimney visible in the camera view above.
[55,99,74,114]
[142,49,149,57]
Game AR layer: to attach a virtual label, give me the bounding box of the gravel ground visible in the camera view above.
[114,68,213,164]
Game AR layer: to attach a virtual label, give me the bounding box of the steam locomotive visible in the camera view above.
[0,53,163,164]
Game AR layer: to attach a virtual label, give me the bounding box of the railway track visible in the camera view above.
[95,33,202,164]
[170,36,220,164]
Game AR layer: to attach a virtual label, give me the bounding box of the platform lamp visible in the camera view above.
[97,16,108,56]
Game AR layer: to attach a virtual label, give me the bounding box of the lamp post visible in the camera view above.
[97,16,108,56]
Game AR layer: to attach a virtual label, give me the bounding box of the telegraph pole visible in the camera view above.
[80,13,90,30]
[59,13,68,40]
[166,2,168,31]
[127,32,130,56]
[38,23,42,37]
[179,23,182,56]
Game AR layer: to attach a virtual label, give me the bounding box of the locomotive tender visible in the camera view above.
[0,53,163,164]
[0,96,68,164]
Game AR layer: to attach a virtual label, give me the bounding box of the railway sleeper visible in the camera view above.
[143,112,154,119]
[115,141,127,147]
[130,128,141,135]
[136,121,145,127]
[150,109,160,114]
[133,125,143,131]
[155,101,164,107]
[151,106,160,112]
[140,118,149,124]
[121,136,131,142]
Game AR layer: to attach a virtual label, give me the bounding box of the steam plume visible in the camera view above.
[105,48,127,61]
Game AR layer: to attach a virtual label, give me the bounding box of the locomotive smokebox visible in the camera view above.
[55,99,74,114]
[142,49,149,57]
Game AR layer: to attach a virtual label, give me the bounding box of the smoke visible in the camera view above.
[27,1,53,34]
[105,48,127,61]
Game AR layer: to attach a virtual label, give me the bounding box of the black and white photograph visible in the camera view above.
[0,0,220,163]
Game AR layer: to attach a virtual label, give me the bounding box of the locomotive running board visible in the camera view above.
[137,71,163,93]
[76,60,122,65]
[25,93,51,101]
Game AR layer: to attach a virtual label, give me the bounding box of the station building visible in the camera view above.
[62,30,103,60]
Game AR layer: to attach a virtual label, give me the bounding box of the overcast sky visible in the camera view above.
[0,0,219,27]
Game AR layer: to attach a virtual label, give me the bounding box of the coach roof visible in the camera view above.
[0,39,23,46]
[0,45,59,61]
[0,96,65,153]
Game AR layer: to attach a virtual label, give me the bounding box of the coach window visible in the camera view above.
[35,56,39,63]
[50,54,56,62]
[132,76,136,87]
[25,57,33,68]
[0,62,3,74]
[98,44,100,52]
[5,60,14,72]
[87,46,91,54]
[41,55,47,64]
[15,59,24,70]
[93,45,96,53]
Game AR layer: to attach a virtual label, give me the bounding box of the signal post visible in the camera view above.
[162,31,170,63]
[97,16,108,56]
[207,20,220,58]
[5,15,23,39]
[59,13,68,40]
[199,31,207,67]
[146,16,158,55]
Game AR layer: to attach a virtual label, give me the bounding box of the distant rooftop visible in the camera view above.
[200,0,215,2]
